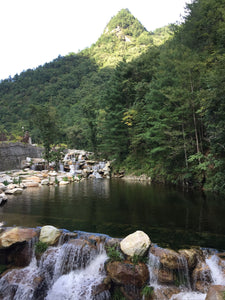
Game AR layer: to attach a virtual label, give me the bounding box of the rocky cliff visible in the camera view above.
[0,142,43,171]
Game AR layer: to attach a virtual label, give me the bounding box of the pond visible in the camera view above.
[1,179,225,250]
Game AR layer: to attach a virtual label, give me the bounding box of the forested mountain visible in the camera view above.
[0,2,225,193]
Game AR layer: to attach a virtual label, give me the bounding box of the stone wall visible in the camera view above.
[0,142,43,171]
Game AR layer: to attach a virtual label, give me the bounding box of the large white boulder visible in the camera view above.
[120,230,151,257]
[39,225,61,245]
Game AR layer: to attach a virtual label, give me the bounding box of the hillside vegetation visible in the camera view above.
[0,2,225,193]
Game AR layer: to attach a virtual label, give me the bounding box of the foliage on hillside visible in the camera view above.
[0,1,225,193]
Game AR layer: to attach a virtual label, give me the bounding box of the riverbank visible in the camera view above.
[0,156,111,203]
[0,226,224,299]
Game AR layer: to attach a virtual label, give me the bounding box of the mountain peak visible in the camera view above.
[89,8,153,68]
[104,8,147,40]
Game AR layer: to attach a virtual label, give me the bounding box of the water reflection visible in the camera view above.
[0,179,225,249]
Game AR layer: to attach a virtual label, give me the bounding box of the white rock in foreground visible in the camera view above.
[39,225,61,245]
[120,230,151,257]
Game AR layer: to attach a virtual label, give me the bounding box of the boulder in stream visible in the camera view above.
[120,230,151,257]
[0,227,38,248]
[39,225,61,245]
[205,285,225,300]
[106,260,149,287]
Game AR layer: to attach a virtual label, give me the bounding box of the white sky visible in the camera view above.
[0,0,191,80]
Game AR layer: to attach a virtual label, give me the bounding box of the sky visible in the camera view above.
[0,0,191,81]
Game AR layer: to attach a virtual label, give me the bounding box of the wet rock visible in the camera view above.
[7,241,34,267]
[92,280,111,299]
[0,264,43,299]
[150,246,183,270]
[120,285,143,300]
[0,227,38,248]
[178,248,201,270]
[39,225,61,245]
[84,234,107,248]
[192,261,212,293]
[106,261,149,288]
[151,286,181,300]
[105,237,121,249]
[120,230,151,257]
[158,268,174,284]
[67,238,98,268]
[218,255,225,277]
[205,285,225,300]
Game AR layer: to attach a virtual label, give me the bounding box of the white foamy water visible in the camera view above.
[148,252,160,287]
[206,254,225,285]
[170,292,206,300]
[46,253,109,300]
[0,257,39,300]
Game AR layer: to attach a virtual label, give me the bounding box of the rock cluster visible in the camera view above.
[0,156,111,203]
[0,228,224,300]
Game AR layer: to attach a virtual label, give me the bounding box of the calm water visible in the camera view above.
[1,179,225,250]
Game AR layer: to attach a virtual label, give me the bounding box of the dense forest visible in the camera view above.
[0,0,225,193]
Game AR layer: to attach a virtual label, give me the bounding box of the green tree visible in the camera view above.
[29,104,61,164]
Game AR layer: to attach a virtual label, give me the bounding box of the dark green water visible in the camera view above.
[1,179,225,250]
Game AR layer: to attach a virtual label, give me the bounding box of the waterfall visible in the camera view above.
[0,257,39,300]
[177,255,191,290]
[206,254,225,285]
[92,165,103,179]
[59,163,64,172]
[0,236,110,300]
[46,253,110,300]
[148,252,160,287]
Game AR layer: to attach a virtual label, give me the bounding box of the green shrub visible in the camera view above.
[141,285,154,297]
[3,180,9,186]
[131,253,148,265]
[35,241,48,254]
[111,287,125,300]
[106,245,123,262]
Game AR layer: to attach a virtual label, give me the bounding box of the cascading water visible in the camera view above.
[0,236,110,300]
[46,253,110,300]
[206,254,225,285]
[0,257,39,300]
[146,247,210,300]
[176,255,191,290]
[148,252,160,287]
[1,229,224,300]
